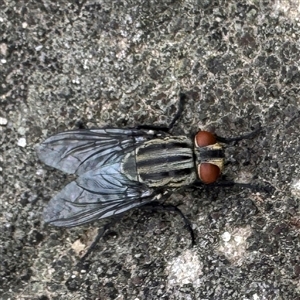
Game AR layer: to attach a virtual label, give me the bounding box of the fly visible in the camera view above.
[36,94,266,262]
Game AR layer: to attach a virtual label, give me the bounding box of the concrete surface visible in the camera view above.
[1,0,300,299]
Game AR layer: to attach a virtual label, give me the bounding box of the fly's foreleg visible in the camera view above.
[167,93,186,130]
[216,124,262,143]
[192,180,274,193]
[140,201,195,246]
[136,93,186,132]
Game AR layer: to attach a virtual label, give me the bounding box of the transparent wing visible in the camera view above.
[36,128,155,175]
[37,128,161,226]
[43,162,158,227]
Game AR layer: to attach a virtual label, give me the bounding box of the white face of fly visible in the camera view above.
[193,131,225,184]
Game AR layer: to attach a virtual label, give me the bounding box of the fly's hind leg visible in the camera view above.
[136,93,187,132]
[216,123,262,143]
[77,222,114,268]
[65,221,116,290]
[140,201,195,246]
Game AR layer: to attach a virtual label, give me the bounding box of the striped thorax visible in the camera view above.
[122,131,225,187]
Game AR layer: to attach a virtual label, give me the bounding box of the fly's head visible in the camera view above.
[193,131,225,184]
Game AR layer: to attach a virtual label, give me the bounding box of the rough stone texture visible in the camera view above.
[1,0,300,299]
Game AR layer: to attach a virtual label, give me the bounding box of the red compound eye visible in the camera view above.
[198,163,220,184]
[195,131,216,147]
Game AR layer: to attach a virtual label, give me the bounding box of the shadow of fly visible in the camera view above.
[36,94,270,265]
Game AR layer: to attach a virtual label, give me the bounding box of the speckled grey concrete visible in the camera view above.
[1,1,300,299]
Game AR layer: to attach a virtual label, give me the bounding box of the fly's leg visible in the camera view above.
[216,124,261,143]
[136,93,186,132]
[286,111,300,128]
[73,221,116,272]
[140,201,195,246]
[75,120,87,129]
[65,222,115,290]
[192,180,274,193]
[167,93,186,130]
